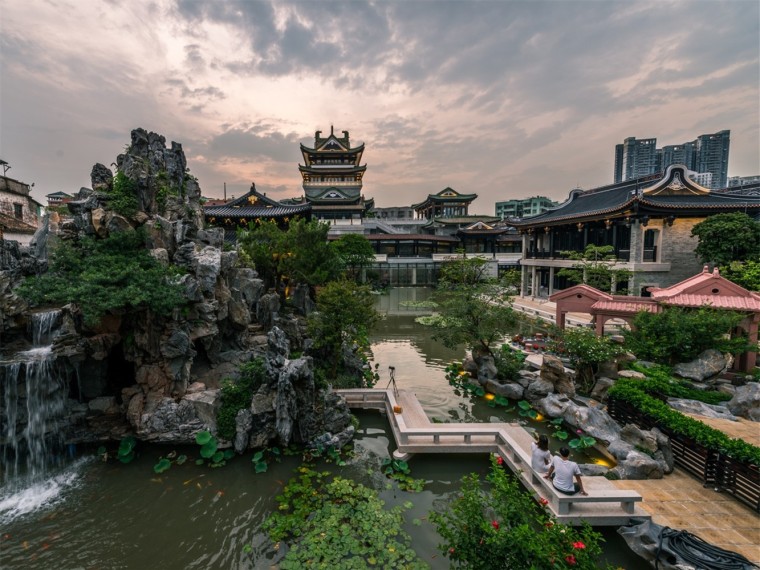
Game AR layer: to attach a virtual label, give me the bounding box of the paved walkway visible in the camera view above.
[611,470,760,565]
[682,413,760,447]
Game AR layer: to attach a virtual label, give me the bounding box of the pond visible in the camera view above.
[0,289,647,569]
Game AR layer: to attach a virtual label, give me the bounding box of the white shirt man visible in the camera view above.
[544,447,587,495]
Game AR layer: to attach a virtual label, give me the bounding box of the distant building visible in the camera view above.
[688,172,713,188]
[728,175,760,188]
[45,191,74,207]
[412,187,477,219]
[613,130,730,189]
[0,174,43,245]
[495,196,557,220]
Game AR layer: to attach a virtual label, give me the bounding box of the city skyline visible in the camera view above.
[1,1,758,210]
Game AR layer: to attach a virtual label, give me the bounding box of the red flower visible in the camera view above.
[544,522,554,528]
[496,456,504,465]
[572,541,586,550]
[491,520,500,530]
[539,497,549,506]
[565,554,577,565]
[448,547,455,554]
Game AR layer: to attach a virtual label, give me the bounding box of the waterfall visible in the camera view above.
[1,310,68,487]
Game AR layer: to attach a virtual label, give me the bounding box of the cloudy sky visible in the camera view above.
[1,0,758,212]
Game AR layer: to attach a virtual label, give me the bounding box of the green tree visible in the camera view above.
[278,218,340,290]
[557,244,631,293]
[307,279,379,381]
[721,259,760,291]
[548,327,623,393]
[237,220,283,289]
[622,306,750,365]
[331,233,376,281]
[431,253,517,357]
[431,457,604,569]
[18,230,184,326]
[237,218,339,293]
[691,212,760,265]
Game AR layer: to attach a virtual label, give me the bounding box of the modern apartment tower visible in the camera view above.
[613,130,730,189]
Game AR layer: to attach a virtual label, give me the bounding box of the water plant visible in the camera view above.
[252,447,282,473]
[382,457,425,492]
[152,451,188,474]
[568,433,597,450]
[518,400,538,419]
[262,466,426,569]
[545,417,569,441]
[194,431,234,467]
[117,436,137,464]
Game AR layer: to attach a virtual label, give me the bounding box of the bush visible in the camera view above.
[494,344,526,381]
[608,380,760,466]
[622,306,750,365]
[108,171,140,218]
[18,229,184,326]
[431,457,605,569]
[216,359,267,441]
[627,364,731,405]
[548,327,622,393]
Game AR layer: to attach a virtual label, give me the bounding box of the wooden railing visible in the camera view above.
[607,396,760,512]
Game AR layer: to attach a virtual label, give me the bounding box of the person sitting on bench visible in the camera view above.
[531,434,552,474]
[544,446,587,496]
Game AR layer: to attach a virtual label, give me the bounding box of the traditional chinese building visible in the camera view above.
[204,183,311,239]
[510,164,760,298]
[412,187,477,219]
[284,126,373,222]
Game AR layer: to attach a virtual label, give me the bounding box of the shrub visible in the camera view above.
[431,457,605,569]
[217,359,267,441]
[627,364,731,405]
[108,171,140,218]
[548,327,623,393]
[494,344,526,381]
[622,306,750,365]
[608,380,760,466]
[17,229,184,326]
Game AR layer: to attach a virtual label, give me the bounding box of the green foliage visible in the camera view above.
[518,399,538,419]
[622,306,750,365]
[627,363,732,405]
[252,447,281,473]
[155,170,179,214]
[237,218,339,291]
[432,252,517,356]
[263,466,426,569]
[108,171,140,218]
[331,233,376,281]
[608,381,760,465]
[153,457,172,474]
[431,457,605,569]
[381,457,425,492]
[548,327,623,393]
[556,244,631,294]
[493,344,526,382]
[194,431,229,467]
[17,230,185,326]
[117,436,137,464]
[217,358,267,441]
[307,279,379,381]
[568,435,596,450]
[691,212,760,265]
[721,259,760,291]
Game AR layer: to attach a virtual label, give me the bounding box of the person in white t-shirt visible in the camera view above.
[530,434,552,474]
[544,446,587,495]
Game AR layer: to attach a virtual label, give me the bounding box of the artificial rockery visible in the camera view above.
[0,128,354,453]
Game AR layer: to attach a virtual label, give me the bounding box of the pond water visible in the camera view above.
[0,289,647,569]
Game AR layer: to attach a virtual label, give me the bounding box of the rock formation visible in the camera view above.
[1,128,353,452]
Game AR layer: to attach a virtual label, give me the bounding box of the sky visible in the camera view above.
[1,0,758,213]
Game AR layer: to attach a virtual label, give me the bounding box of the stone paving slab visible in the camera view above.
[611,470,760,565]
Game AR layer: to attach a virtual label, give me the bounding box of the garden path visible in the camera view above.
[611,470,760,565]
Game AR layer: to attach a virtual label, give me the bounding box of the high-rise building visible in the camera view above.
[695,130,730,189]
[613,130,730,189]
[495,196,557,220]
[613,137,658,183]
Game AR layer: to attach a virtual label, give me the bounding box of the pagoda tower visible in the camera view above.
[297,126,373,221]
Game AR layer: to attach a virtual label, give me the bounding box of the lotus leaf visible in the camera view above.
[153,458,172,473]
[195,431,212,445]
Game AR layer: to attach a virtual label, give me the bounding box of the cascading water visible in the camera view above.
[0,309,69,488]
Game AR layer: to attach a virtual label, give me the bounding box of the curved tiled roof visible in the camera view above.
[511,167,760,228]
[204,184,311,219]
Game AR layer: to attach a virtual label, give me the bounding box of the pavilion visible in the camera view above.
[550,266,760,372]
